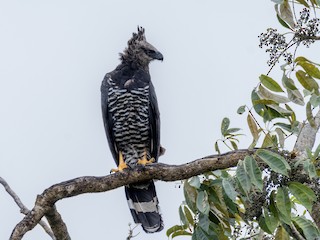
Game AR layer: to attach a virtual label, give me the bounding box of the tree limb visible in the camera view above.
[0,177,56,240]
[294,110,320,154]
[293,109,320,229]
[45,205,70,240]
[10,149,256,240]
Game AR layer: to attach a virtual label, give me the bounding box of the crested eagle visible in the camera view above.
[101,27,164,233]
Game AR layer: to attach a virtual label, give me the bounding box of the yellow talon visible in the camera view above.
[137,150,155,165]
[111,151,128,172]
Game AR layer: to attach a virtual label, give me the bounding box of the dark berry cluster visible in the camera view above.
[294,8,320,47]
[259,28,291,66]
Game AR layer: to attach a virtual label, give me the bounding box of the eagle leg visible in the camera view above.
[110,151,128,172]
[137,149,155,166]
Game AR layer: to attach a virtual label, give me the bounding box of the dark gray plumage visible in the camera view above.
[101,27,164,233]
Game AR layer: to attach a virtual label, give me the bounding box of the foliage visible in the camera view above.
[168,1,320,239]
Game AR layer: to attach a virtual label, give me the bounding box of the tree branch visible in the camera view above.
[45,205,71,240]
[293,109,320,229]
[294,110,320,154]
[10,149,256,240]
[0,177,56,240]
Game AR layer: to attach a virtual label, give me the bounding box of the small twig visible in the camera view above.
[267,40,296,76]
[126,223,139,240]
[0,176,56,240]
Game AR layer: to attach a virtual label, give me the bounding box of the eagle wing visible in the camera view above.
[149,81,161,162]
[101,73,119,165]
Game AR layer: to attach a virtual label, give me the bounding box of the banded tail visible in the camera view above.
[125,181,163,233]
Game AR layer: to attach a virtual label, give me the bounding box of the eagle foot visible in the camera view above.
[137,150,155,166]
[110,151,128,173]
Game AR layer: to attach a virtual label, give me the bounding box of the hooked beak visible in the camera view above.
[154,51,164,61]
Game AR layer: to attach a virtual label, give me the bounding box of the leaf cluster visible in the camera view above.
[168,149,320,239]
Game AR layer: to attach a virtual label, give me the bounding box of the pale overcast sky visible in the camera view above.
[1,1,317,240]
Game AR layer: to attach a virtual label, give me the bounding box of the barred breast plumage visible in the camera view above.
[107,77,151,167]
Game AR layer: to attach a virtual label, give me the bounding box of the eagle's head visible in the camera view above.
[120,26,163,68]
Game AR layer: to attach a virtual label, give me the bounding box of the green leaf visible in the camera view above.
[296,0,309,7]
[253,99,277,105]
[259,216,272,234]
[230,140,238,150]
[306,147,314,161]
[214,141,220,154]
[303,160,317,179]
[222,190,238,215]
[237,105,246,114]
[298,61,320,79]
[295,56,311,63]
[285,104,296,122]
[193,226,213,240]
[310,94,320,107]
[166,225,186,237]
[276,13,291,29]
[303,89,312,97]
[296,70,319,94]
[256,149,290,176]
[289,182,316,212]
[275,187,291,224]
[287,88,305,106]
[196,191,210,215]
[199,213,209,232]
[179,205,188,225]
[274,122,292,132]
[264,207,279,233]
[274,226,290,240]
[236,160,251,194]
[258,84,289,103]
[292,216,320,240]
[225,128,241,135]
[184,180,197,212]
[265,106,284,121]
[171,230,192,238]
[252,89,265,116]
[267,104,292,116]
[222,179,237,201]
[184,206,194,226]
[282,74,298,90]
[269,190,280,220]
[221,117,230,135]
[247,114,259,142]
[306,101,316,128]
[259,74,284,92]
[244,156,263,191]
[279,1,295,28]
[275,128,285,148]
[314,143,320,158]
[189,176,201,189]
[261,133,275,148]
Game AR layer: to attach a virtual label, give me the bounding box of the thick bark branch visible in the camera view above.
[294,110,320,154]
[10,149,256,240]
[0,177,56,239]
[45,205,71,240]
[293,110,320,229]
[312,202,320,229]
